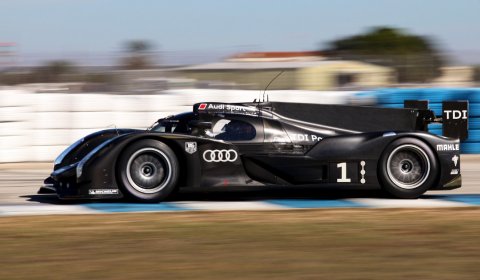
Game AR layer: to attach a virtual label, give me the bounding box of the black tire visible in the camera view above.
[117,139,179,202]
[378,138,438,199]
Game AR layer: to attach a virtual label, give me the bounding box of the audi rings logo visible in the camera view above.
[203,149,238,163]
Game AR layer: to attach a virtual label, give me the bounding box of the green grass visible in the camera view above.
[1,209,479,279]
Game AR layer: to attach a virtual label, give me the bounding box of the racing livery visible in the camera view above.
[40,100,468,201]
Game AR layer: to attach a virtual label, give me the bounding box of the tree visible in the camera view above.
[324,27,444,83]
[121,40,154,70]
[34,60,75,83]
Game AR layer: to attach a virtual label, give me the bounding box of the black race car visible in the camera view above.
[40,100,468,201]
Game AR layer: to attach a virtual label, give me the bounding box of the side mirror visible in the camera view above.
[189,120,212,129]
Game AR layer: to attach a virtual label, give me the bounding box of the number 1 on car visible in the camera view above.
[337,162,351,183]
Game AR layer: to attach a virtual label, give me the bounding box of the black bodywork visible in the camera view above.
[42,102,463,200]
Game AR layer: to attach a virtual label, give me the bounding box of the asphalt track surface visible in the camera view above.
[1,155,480,216]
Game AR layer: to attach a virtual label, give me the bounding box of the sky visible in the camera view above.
[0,0,479,65]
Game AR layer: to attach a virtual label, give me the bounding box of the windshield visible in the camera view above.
[149,112,194,134]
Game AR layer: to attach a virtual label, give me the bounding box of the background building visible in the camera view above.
[172,51,395,90]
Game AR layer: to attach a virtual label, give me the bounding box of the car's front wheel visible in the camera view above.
[117,139,179,202]
[378,138,438,199]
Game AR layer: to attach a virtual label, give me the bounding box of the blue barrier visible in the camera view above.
[428,128,442,136]
[465,130,480,142]
[360,88,480,153]
[471,104,480,117]
[461,142,480,153]
[379,103,403,108]
[429,103,442,116]
[428,123,442,130]
[373,88,474,104]
[468,89,480,103]
[470,117,480,129]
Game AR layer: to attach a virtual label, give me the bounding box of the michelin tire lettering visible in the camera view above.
[89,189,119,195]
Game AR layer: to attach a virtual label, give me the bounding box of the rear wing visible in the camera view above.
[404,100,469,140]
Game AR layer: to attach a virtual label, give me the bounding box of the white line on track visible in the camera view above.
[348,198,471,208]
[0,205,97,216]
[173,201,287,211]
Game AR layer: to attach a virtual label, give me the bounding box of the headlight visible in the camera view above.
[76,162,83,179]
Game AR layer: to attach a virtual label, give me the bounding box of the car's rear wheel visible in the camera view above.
[378,138,438,199]
[117,139,179,202]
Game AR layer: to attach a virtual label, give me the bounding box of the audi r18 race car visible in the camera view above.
[40,100,468,202]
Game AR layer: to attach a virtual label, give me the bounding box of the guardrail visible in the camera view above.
[0,88,357,162]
